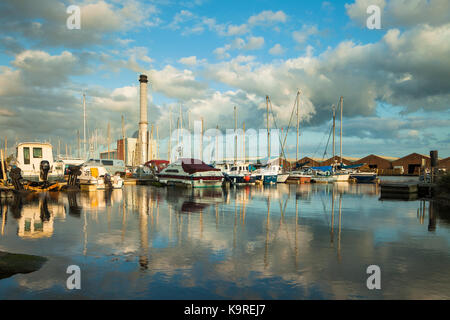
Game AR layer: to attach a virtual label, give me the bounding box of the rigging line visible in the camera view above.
[319,192,330,228]
[278,95,298,160]
[268,98,289,160]
[322,123,333,161]
[311,123,329,160]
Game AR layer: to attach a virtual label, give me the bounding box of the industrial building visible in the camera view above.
[438,157,450,171]
[297,157,323,167]
[321,155,359,166]
[356,154,398,170]
[391,153,431,175]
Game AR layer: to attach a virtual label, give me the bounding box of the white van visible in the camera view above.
[15,142,59,180]
[85,159,126,176]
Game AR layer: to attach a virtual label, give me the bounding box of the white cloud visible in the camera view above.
[178,56,200,66]
[292,25,319,44]
[269,44,285,55]
[248,10,287,26]
[346,0,450,28]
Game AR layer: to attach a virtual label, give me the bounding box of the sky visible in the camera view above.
[0,0,449,160]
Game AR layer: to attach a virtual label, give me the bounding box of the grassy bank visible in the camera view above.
[0,251,47,280]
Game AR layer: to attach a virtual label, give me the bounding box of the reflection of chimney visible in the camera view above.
[138,74,148,164]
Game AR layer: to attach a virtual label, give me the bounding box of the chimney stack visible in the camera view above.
[138,74,148,164]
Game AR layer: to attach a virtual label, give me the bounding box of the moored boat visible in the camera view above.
[350,172,377,183]
[158,158,224,188]
[78,165,124,191]
[287,171,312,184]
[216,162,256,185]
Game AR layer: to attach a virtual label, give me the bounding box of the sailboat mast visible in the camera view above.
[234,106,237,165]
[266,96,270,160]
[332,104,336,160]
[339,96,343,164]
[83,93,86,159]
[201,117,204,162]
[168,107,172,162]
[107,122,111,160]
[77,130,81,158]
[216,124,219,163]
[296,91,300,162]
[156,125,159,159]
[243,121,245,163]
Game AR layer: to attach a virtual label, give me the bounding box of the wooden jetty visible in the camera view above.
[380,182,436,200]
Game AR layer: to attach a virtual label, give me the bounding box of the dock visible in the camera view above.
[380,182,436,200]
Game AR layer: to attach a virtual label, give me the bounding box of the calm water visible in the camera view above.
[1,183,450,299]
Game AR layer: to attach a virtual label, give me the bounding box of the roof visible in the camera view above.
[358,154,399,161]
[178,158,220,174]
[17,142,52,147]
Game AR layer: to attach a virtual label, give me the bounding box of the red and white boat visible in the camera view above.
[158,158,224,188]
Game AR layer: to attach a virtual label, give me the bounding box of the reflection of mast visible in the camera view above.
[121,196,126,243]
[264,196,271,269]
[215,204,219,230]
[233,197,237,249]
[1,204,6,235]
[83,208,87,256]
[294,191,300,267]
[330,186,335,245]
[337,193,342,261]
[339,96,343,164]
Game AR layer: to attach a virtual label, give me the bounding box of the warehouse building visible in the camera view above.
[438,157,450,171]
[296,156,323,167]
[321,156,359,166]
[391,153,431,175]
[356,154,398,170]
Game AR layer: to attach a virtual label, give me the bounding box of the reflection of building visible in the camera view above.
[17,197,64,238]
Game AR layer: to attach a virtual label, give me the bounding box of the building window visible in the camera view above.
[23,147,30,164]
[33,147,43,158]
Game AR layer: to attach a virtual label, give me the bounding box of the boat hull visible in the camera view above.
[277,173,289,183]
[287,173,312,184]
[254,174,277,184]
[350,173,377,183]
[228,174,256,185]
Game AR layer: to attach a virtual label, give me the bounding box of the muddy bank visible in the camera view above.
[0,251,47,280]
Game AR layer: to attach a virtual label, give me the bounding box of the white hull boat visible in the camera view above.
[78,165,124,191]
[158,158,224,188]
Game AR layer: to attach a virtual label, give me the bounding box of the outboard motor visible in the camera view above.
[104,173,113,188]
[10,167,24,190]
[67,165,82,187]
[40,160,50,184]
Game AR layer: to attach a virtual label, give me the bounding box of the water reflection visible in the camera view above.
[0,183,449,299]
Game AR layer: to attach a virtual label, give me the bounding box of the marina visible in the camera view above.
[1,0,450,305]
[1,183,450,299]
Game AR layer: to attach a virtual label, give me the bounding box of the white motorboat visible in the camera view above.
[14,142,62,181]
[158,158,224,188]
[215,162,256,185]
[78,165,124,191]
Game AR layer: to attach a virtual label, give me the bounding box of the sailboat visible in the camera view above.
[285,91,311,183]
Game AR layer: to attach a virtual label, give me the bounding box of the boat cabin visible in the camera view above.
[15,142,55,178]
